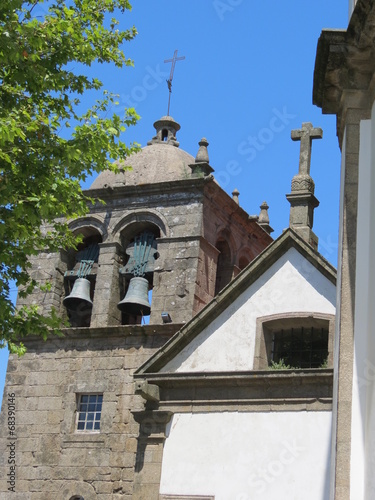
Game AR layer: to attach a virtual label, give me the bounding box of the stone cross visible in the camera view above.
[291,122,323,176]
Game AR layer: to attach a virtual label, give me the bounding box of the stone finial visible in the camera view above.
[258,201,274,235]
[195,138,209,163]
[147,115,180,147]
[232,188,240,205]
[286,122,322,250]
[190,137,214,177]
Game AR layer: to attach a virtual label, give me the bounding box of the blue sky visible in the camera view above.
[0,1,348,408]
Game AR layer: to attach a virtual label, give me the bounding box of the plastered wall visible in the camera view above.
[161,248,336,373]
[160,411,332,500]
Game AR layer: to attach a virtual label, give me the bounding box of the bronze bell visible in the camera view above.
[118,277,151,316]
[63,278,93,311]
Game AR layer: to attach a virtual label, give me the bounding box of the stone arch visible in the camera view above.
[253,312,335,370]
[113,211,168,326]
[68,215,109,241]
[237,246,254,271]
[214,227,237,262]
[111,209,169,243]
[214,229,236,295]
[62,218,105,328]
[59,480,95,500]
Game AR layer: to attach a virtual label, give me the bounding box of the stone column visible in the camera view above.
[90,242,122,327]
[313,17,375,497]
[331,96,371,500]
[132,410,173,500]
[151,236,201,325]
[16,250,67,319]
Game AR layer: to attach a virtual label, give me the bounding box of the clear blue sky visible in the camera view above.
[0,1,349,408]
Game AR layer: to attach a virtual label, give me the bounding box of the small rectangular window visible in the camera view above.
[76,394,103,432]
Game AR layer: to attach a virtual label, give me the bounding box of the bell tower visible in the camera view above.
[0,115,274,499]
[20,115,272,328]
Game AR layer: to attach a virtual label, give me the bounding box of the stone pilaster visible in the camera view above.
[313,7,375,497]
[132,410,173,500]
[151,236,201,325]
[90,242,122,327]
[330,101,370,500]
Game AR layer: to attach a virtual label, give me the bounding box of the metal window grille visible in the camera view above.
[76,394,103,432]
[271,327,328,368]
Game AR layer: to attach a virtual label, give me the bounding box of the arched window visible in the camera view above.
[214,238,233,295]
[238,255,250,271]
[254,313,335,370]
[70,496,84,500]
[118,224,160,325]
[63,231,102,327]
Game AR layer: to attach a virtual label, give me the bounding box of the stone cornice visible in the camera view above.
[134,370,333,408]
[19,323,183,347]
[313,0,375,142]
[85,176,207,202]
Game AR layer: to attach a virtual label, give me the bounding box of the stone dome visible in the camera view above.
[89,116,195,189]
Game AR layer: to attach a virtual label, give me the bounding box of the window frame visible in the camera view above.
[75,393,103,433]
[253,312,335,370]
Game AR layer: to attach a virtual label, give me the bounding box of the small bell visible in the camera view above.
[63,278,93,311]
[118,277,151,316]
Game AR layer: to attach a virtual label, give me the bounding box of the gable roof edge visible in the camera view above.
[135,228,336,374]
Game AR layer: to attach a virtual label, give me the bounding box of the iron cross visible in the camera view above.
[164,49,185,115]
[291,122,323,176]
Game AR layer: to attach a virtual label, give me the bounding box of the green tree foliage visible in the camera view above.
[0,0,139,354]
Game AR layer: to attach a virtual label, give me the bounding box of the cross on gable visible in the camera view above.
[291,122,323,175]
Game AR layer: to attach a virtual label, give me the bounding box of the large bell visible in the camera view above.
[63,278,93,312]
[118,277,151,316]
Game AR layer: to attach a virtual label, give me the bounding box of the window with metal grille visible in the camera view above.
[76,394,103,432]
[271,326,328,368]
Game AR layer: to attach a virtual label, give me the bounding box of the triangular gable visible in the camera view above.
[135,229,336,374]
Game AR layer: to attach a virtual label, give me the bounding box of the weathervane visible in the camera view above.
[164,49,185,116]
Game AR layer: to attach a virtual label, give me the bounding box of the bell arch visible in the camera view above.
[111,210,169,242]
[117,219,162,325]
[67,215,108,241]
[62,226,102,328]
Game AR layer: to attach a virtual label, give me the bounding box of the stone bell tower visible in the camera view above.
[0,115,273,499]
[18,115,273,328]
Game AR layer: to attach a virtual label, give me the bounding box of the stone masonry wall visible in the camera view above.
[0,324,178,500]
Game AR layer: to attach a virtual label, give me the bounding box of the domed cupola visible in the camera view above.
[89,116,194,189]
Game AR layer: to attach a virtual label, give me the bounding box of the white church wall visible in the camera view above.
[350,102,375,498]
[161,247,336,373]
[160,411,332,500]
